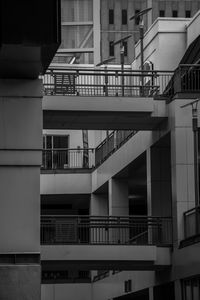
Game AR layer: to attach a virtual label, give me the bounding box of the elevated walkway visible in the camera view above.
[41,215,172,270]
[42,68,172,130]
[41,245,171,271]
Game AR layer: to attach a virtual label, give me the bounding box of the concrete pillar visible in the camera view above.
[174,280,182,300]
[146,144,172,217]
[90,193,108,216]
[146,141,172,245]
[149,286,154,300]
[0,79,42,299]
[108,178,129,243]
[93,0,101,65]
[169,99,195,245]
[108,178,129,216]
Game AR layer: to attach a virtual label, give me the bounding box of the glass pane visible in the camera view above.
[46,136,52,149]
[53,136,68,148]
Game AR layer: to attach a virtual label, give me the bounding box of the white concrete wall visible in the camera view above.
[42,284,92,300]
[41,173,92,194]
[133,18,190,70]
[92,271,155,300]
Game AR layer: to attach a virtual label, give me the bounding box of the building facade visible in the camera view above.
[56,0,200,66]
[41,9,200,300]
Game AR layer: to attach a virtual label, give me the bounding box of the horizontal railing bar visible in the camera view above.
[184,205,200,216]
[41,215,172,219]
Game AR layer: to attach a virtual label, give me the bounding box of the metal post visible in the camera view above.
[120,43,125,96]
[104,65,108,96]
[192,106,199,207]
[139,23,144,96]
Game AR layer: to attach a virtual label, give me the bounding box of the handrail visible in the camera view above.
[183,206,200,239]
[41,215,172,246]
[42,68,173,98]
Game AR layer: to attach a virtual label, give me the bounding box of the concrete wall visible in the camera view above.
[42,284,92,300]
[41,173,92,194]
[133,18,190,70]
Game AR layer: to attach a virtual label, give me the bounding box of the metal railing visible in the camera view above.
[41,148,95,170]
[184,206,200,239]
[42,68,173,97]
[41,215,172,246]
[164,64,200,97]
[95,130,137,167]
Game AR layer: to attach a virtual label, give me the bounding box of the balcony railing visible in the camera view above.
[41,148,95,170]
[95,130,137,167]
[164,64,200,97]
[41,215,172,246]
[41,131,138,170]
[184,206,200,239]
[42,68,173,97]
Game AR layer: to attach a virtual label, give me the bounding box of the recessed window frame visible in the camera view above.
[159,10,165,17]
[122,9,127,25]
[109,9,114,24]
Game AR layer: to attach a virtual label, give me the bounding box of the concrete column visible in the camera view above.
[93,0,101,65]
[90,193,108,216]
[169,99,195,245]
[146,142,172,245]
[149,286,154,300]
[0,79,42,299]
[108,178,129,243]
[108,178,129,216]
[146,145,172,217]
[174,280,182,300]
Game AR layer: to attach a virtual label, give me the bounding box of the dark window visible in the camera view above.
[109,41,114,56]
[109,9,114,24]
[159,10,165,17]
[122,9,127,25]
[172,10,178,17]
[123,41,128,57]
[185,10,191,18]
[135,10,140,25]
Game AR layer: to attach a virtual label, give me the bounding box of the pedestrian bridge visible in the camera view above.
[42,68,172,130]
[41,215,172,270]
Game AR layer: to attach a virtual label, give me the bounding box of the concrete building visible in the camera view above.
[57,0,200,66]
[41,9,200,300]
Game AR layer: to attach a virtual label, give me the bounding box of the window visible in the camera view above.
[159,10,165,17]
[43,135,69,169]
[109,9,114,24]
[122,9,127,25]
[172,10,178,17]
[135,10,140,25]
[123,41,128,57]
[185,10,191,18]
[109,41,114,56]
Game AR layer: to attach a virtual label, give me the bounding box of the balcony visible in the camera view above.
[41,148,95,171]
[41,131,136,172]
[42,68,170,130]
[41,215,172,246]
[165,64,200,99]
[180,206,200,247]
[41,215,172,270]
